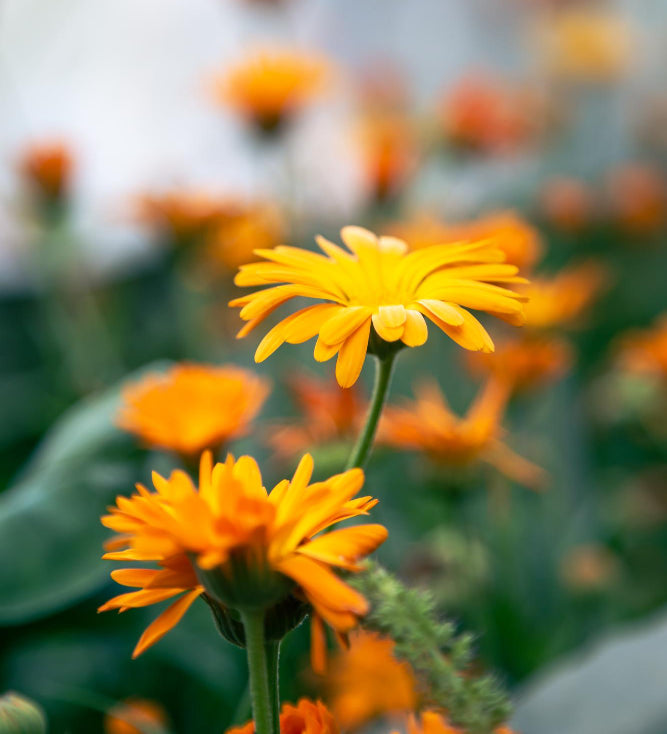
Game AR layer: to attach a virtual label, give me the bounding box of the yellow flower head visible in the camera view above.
[228,698,339,734]
[380,379,544,489]
[215,48,330,133]
[116,364,270,457]
[231,226,528,388]
[104,698,168,734]
[99,452,387,658]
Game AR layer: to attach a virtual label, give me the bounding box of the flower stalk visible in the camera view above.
[240,609,276,734]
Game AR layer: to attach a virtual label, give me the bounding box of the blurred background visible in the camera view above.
[1,0,666,732]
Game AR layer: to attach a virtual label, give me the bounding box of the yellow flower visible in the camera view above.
[616,314,667,381]
[231,226,528,388]
[214,48,330,133]
[116,364,270,458]
[19,141,73,202]
[326,630,418,730]
[99,452,387,658]
[105,698,168,734]
[380,379,544,489]
[228,699,338,734]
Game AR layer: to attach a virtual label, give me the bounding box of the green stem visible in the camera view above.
[345,352,396,471]
[240,609,275,734]
[265,640,281,733]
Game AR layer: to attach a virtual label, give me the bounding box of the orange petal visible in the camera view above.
[310,612,328,675]
[297,524,388,569]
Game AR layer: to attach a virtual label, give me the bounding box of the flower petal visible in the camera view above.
[335,319,371,388]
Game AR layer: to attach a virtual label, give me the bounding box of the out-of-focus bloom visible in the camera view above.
[405,710,516,734]
[380,379,544,489]
[559,544,618,593]
[616,315,667,381]
[231,226,528,388]
[0,692,47,734]
[228,699,338,734]
[539,177,596,233]
[116,364,270,457]
[326,630,418,730]
[19,141,73,203]
[99,452,387,658]
[105,698,169,734]
[438,74,545,154]
[269,372,364,458]
[522,262,608,330]
[465,334,572,393]
[214,48,330,133]
[533,8,633,83]
[606,164,666,234]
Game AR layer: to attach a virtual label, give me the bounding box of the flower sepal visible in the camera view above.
[366,328,407,361]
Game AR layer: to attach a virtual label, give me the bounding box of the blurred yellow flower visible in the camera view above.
[231,226,528,388]
[116,364,270,457]
[214,48,330,133]
[19,141,73,202]
[606,164,666,234]
[616,314,667,381]
[99,451,387,658]
[105,698,168,734]
[381,379,544,489]
[228,698,338,734]
[326,630,418,730]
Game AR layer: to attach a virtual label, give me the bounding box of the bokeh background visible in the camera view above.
[1,0,666,732]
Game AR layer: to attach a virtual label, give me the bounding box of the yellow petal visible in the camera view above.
[319,306,371,345]
[402,309,428,347]
[314,336,341,362]
[335,319,371,388]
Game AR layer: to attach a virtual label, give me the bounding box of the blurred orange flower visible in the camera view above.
[100,452,387,659]
[105,698,168,734]
[539,177,596,233]
[228,699,338,734]
[269,372,364,458]
[214,48,330,133]
[19,141,73,202]
[606,164,666,234]
[616,314,667,381]
[381,379,544,489]
[405,710,516,734]
[326,630,418,730]
[559,544,618,593]
[117,364,270,457]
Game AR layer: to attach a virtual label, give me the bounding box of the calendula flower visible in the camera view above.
[405,710,516,734]
[19,141,73,203]
[539,177,596,233]
[269,372,364,458]
[228,699,338,734]
[99,452,387,658]
[105,698,169,734]
[326,631,418,730]
[522,262,607,330]
[465,334,572,393]
[214,48,330,133]
[606,164,665,234]
[231,226,528,388]
[559,544,618,594]
[616,315,667,381]
[116,364,270,458]
[380,379,544,489]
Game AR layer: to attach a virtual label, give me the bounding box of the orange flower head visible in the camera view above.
[540,177,596,233]
[215,48,330,133]
[465,333,573,393]
[380,379,544,489]
[228,699,339,734]
[405,710,517,734]
[116,364,270,457]
[105,698,168,734]
[19,141,73,202]
[559,544,618,593]
[606,164,666,234]
[326,630,418,730]
[99,452,387,658]
[522,262,608,330]
[616,315,667,381]
[230,226,529,388]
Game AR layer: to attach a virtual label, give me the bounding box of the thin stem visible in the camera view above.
[265,640,281,733]
[240,609,275,734]
[345,352,396,471]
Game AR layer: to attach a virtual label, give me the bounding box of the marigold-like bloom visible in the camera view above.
[214,48,330,133]
[269,372,364,458]
[231,226,528,388]
[228,699,338,734]
[105,698,168,734]
[522,262,607,330]
[465,334,572,393]
[326,631,418,730]
[616,315,667,381]
[117,364,270,457]
[539,177,596,233]
[19,141,73,202]
[606,164,665,234]
[405,710,516,734]
[99,452,387,658]
[381,379,544,489]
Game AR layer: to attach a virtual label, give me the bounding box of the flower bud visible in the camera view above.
[0,692,47,734]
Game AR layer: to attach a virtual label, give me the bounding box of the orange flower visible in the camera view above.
[465,334,572,393]
[105,698,168,734]
[405,710,516,734]
[539,177,596,233]
[269,372,364,458]
[381,379,544,489]
[559,544,618,593]
[214,48,330,133]
[116,364,270,457]
[99,452,387,658]
[326,631,418,730]
[19,141,73,202]
[606,164,665,234]
[616,314,667,381]
[231,226,528,388]
[228,699,338,734]
[522,262,608,330]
